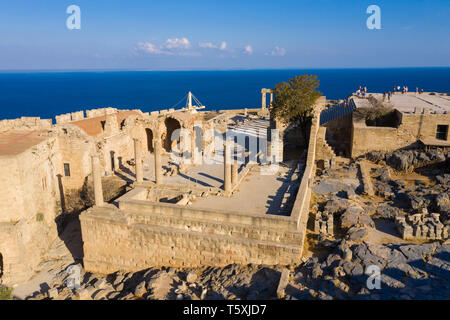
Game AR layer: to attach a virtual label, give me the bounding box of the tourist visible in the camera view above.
[416,87,419,94]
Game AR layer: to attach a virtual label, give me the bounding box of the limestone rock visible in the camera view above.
[186,271,198,283]
[134,281,147,297]
[347,227,369,242]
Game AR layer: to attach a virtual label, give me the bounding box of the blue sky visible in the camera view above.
[0,0,449,70]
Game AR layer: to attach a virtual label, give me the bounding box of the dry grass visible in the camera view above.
[0,286,13,300]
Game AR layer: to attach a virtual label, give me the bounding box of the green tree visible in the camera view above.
[271,74,322,136]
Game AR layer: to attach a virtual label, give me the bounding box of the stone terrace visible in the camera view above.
[353,92,450,114]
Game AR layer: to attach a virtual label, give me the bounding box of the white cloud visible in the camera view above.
[136,37,193,55]
[267,46,286,56]
[220,41,227,50]
[199,42,217,49]
[244,45,253,55]
[137,41,164,54]
[163,37,191,50]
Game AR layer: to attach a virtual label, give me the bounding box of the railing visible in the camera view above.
[319,102,355,125]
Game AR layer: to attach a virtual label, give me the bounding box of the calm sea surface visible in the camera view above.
[0,68,449,120]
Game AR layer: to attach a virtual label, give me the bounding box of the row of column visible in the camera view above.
[90,137,164,207]
[134,137,162,185]
[92,138,245,206]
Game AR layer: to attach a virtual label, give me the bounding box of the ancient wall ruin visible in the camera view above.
[0,136,60,285]
[80,189,303,274]
[79,99,326,275]
[0,117,52,133]
[351,111,450,158]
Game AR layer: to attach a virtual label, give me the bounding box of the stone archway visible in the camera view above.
[145,128,154,153]
[164,117,181,152]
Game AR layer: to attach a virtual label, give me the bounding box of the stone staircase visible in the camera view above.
[316,126,337,160]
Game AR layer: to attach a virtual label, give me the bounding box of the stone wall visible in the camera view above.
[56,126,95,192]
[291,107,320,229]
[0,117,52,133]
[0,136,59,285]
[323,113,352,157]
[80,190,303,274]
[351,111,450,158]
[315,126,336,161]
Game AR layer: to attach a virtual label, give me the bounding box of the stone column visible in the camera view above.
[134,138,143,183]
[154,137,163,185]
[223,140,232,192]
[231,164,238,186]
[270,92,273,107]
[113,153,120,172]
[267,139,272,163]
[261,90,266,109]
[231,139,239,186]
[91,153,104,207]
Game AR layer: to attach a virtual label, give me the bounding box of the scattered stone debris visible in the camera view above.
[314,212,334,235]
[396,208,448,240]
[366,149,448,172]
[20,237,450,301]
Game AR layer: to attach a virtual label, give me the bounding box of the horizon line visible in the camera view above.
[1,66,450,74]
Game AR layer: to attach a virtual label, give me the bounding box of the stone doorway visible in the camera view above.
[164,117,181,152]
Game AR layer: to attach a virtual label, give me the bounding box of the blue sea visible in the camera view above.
[0,68,449,121]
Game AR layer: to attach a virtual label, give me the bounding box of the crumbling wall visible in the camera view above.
[0,117,52,133]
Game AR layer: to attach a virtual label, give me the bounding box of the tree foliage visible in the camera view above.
[271,74,322,127]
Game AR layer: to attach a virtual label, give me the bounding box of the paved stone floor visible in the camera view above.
[189,163,299,216]
[355,92,450,113]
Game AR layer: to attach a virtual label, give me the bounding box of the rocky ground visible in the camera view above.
[19,239,450,300]
[11,150,450,300]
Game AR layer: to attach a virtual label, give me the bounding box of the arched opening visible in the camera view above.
[146,128,154,153]
[164,117,181,152]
